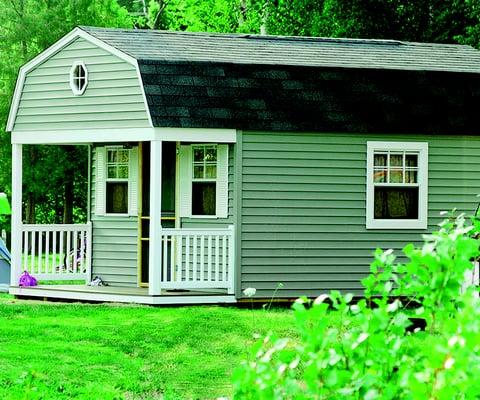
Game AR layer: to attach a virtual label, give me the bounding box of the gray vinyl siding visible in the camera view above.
[239,132,480,298]
[181,144,235,228]
[14,37,150,131]
[90,148,138,287]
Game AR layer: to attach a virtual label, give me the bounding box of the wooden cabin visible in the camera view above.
[6,26,480,304]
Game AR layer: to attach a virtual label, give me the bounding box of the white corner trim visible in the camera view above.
[366,141,429,230]
[6,27,149,132]
[154,128,237,143]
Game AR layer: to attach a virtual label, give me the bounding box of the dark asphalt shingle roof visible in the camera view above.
[77,26,480,134]
[80,26,480,74]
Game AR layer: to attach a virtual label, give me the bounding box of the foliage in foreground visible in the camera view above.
[234,213,480,399]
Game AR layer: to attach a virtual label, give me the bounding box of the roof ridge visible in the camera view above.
[79,26,471,48]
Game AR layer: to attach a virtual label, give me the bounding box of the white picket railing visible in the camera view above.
[21,223,92,281]
[462,261,480,298]
[160,225,235,293]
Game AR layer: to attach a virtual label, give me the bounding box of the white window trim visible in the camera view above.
[191,144,218,217]
[95,145,138,218]
[366,141,428,230]
[105,146,129,216]
[179,144,229,219]
[69,60,88,96]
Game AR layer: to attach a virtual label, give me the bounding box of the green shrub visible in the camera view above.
[233,213,480,399]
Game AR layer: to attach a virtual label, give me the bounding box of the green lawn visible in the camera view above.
[0,294,298,399]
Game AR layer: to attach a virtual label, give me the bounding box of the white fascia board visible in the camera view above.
[6,27,153,132]
[154,127,238,143]
[11,127,238,144]
[11,128,155,144]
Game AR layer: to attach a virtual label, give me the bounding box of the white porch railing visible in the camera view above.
[21,223,92,281]
[462,261,480,297]
[160,226,235,293]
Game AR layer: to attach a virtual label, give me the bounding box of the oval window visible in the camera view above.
[70,61,88,95]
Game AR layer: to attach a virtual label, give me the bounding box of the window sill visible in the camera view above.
[187,215,219,219]
[366,219,427,230]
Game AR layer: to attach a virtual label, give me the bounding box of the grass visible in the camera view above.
[22,254,64,270]
[0,294,298,400]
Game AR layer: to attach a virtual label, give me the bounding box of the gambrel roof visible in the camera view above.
[8,26,480,134]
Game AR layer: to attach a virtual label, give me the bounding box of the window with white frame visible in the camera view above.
[106,147,129,214]
[192,145,217,215]
[179,144,229,218]
[95,146,138,217]
[70,61,88,95]
[366,142,428,229]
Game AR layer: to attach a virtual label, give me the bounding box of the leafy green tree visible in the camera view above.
[458,0,480,48]
[0,0,133,224]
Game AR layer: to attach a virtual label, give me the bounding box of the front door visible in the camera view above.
[138,141,176,286]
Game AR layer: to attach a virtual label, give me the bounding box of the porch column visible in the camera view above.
[10,144,22,286]
[148,140,162,296]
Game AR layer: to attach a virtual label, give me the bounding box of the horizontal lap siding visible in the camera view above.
[91,148,138,287]
[14,37,150,131]
[240,132,480,298]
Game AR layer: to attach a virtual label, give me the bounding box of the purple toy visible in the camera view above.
[19,271,37,287]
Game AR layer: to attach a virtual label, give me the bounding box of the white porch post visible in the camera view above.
[148,140,162,295]
[10,144,22,286]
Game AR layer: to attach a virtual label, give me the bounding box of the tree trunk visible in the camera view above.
[62,148,75,224]
[238,0,247,26]
[152,0,168,30]
[260,0,269,35]
[63,180,74,225]
[25,192,35,224]
[25,145,36,224]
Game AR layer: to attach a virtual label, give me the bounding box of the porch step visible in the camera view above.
[9,285,236,305]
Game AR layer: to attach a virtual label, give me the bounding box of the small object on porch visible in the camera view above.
[87,276,108,287]
[59,231,88,274]
[19,271,37,287]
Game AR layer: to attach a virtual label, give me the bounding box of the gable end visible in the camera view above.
[7,27,152,132]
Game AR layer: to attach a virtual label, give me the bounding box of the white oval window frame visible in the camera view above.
[69,61,88,96]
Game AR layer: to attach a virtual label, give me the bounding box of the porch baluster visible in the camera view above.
[215,235,220,282]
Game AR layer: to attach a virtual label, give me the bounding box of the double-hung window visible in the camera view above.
[95,146,138,217]
[179,143,229,218]
[106,147,129,214]
[192,145,217,215]
[366,142,428,229]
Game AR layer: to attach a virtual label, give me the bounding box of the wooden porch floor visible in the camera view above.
[9,285,236,305]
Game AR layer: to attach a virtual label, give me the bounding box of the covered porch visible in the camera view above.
[10,129,237,304]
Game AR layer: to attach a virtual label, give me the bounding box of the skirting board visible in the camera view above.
[9,287,237,305]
